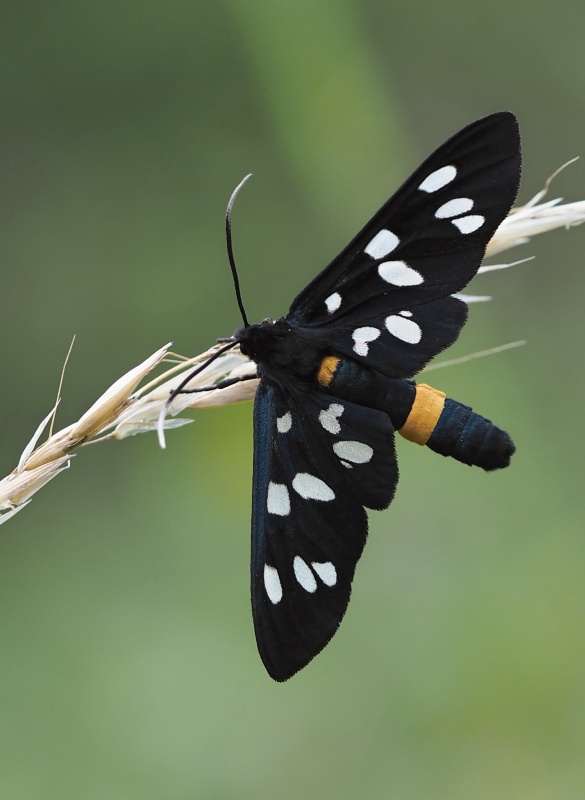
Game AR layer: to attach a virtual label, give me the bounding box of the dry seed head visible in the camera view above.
[0,456,71,523]
[24,425,80,470]
[70,343,171,440]
[487,161,585,257]
[112,350,254,439]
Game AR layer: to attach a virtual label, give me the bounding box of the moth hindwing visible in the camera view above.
[251,383,397,681]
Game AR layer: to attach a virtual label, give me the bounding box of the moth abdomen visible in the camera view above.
[423,398,515,471]
[317,355,514,471]
[392,383,514,471]
[316,355,416,426]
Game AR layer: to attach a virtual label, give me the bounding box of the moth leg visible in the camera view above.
[175,372,258,395]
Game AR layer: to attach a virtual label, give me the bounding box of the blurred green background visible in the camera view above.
[2,1,585,798]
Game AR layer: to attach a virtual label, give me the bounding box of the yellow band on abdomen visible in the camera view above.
[398,383,446,445]
[317,356,341,388]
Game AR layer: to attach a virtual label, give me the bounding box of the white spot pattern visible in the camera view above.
[365,229,400,259]
[319,403,344,434]
[452,215,485,234]
[312,561,337,587]
[294,556,317,593]
[325,292,342,314]
[399,310,413,317]
[292,473,335,502]
[385,314,422,344]
[435,197,474,218]
[264,565,283,604]
[333,440,373,464]
[267,482,291,516]
[352,326,380,356]
[418,165,457,193]
[276,412,292,433]
[378,260,423,286]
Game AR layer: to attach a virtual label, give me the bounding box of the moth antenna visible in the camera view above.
[226,173,253,328]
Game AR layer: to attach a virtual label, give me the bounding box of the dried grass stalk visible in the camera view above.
[1,164,584,523]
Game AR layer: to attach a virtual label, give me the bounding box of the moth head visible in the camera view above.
[236,318,280,362]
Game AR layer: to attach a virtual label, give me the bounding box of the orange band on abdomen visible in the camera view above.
[316,356,341,388]
[398,383,446,445]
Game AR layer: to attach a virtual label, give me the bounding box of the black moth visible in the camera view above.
[172,111,521,681]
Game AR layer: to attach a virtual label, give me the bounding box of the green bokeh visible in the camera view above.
[2,2,585,798]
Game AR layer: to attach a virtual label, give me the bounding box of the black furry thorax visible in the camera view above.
[236,318,331,387]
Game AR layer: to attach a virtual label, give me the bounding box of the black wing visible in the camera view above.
[251,380,398,681]
[287,111,521,377]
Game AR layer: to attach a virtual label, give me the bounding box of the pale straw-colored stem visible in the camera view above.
[1,163,584,523]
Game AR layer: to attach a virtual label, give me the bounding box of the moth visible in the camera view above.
[167,111,521,681]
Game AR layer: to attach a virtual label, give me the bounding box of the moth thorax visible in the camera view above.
[237,318,323,381]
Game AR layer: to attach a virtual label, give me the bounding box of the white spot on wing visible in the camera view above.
[399,310,413,317]
[264,565,283,604]
[325,292,342,314]
[276,412,292,433]
[385,314,422,344]
[378,260,423,286]
[435,197,474,218]
[333,440,373,464]
[293,556,317,593]
[352,326,380,356]
[292,473,335,502]
[319,403,344,434]
[452,215,485,233]
[267,482,290,516]
[418,165,457,193]
[312,561,337,587]
[365,229,399,259]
